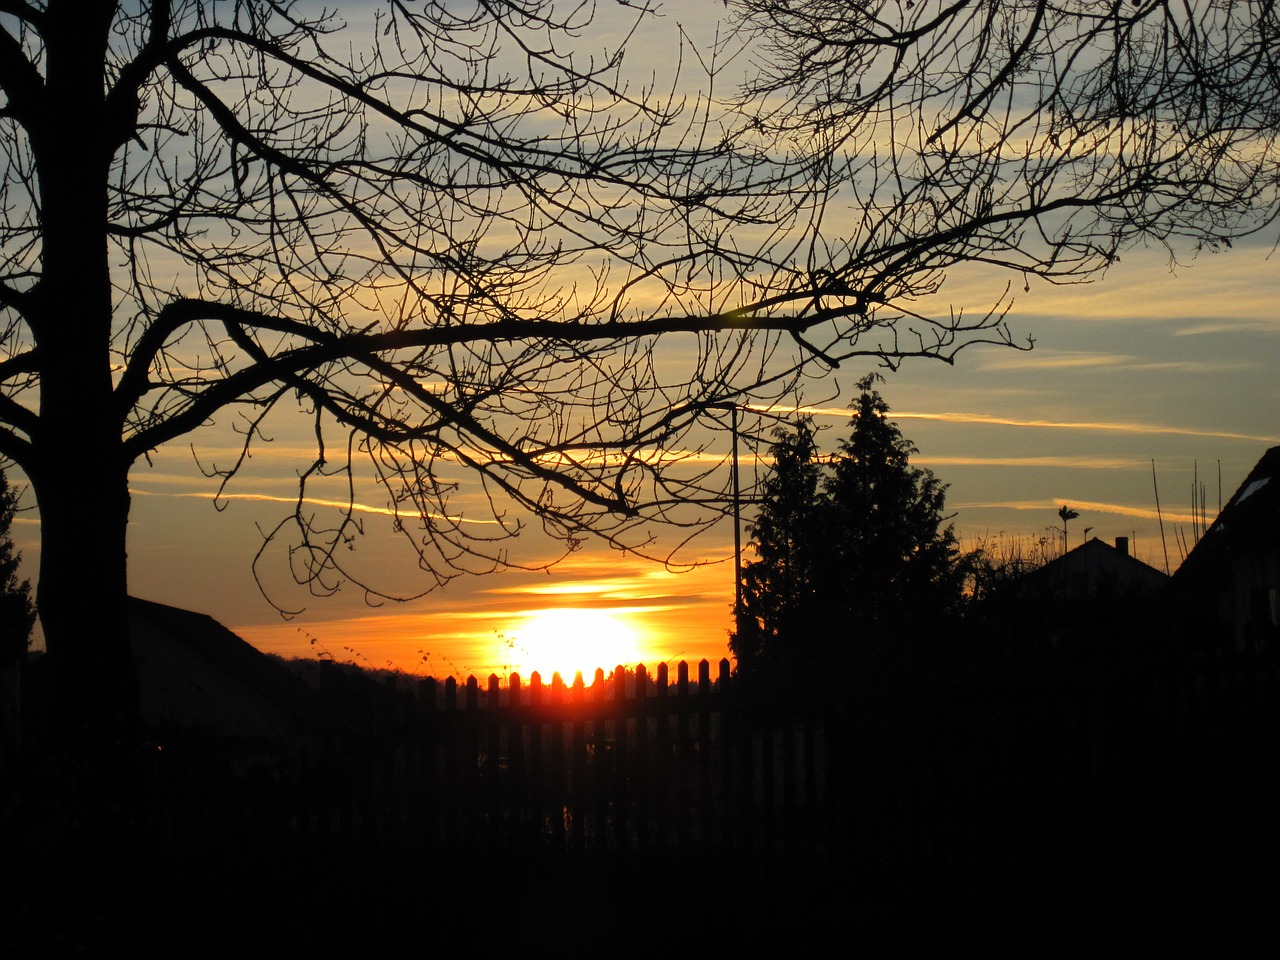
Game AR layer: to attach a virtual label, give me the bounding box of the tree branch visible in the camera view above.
[0,11,44,121]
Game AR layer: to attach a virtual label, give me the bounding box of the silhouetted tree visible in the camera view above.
[733,377,966,682]
[0,1,848,734]
[964,529,1060,605]
[729,417,825,679]
[1,2,1275,734]
[1058,505,1081,551]
[0,470,35,667]
[730,0,1280,290]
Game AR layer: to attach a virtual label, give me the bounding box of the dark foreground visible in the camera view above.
[6,648,1279,953]
[4,746,1276,955]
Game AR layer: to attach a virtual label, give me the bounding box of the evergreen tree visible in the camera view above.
[733,377,966,682]
[730,417,826,679]
[824,380,966,634]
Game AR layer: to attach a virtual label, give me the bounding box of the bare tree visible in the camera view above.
[729,0,1279,302]
[0,1,1274,735]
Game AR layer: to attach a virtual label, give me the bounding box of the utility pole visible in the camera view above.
[731,404,743,638]
[707,401,794,639]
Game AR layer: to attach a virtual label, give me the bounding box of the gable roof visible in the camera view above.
[129,597,318,736]
[1173,446,1280,587]
[1025,536,1168,598]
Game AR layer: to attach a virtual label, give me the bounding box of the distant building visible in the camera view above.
[984,535,1171,649]
[1025,536,1169,600]
[1172,447,1280,651]
[129,598,320,766]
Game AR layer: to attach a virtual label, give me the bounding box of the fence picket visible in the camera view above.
[230,652,1280,875]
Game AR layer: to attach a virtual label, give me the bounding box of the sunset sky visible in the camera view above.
[8,3,1279,682]
[10,237,1269,682]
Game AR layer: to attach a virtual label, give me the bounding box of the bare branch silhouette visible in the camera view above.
[0,1,1275,730]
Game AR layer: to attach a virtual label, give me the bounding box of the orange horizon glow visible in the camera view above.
[499,607,648,683]
[232,560,737,682]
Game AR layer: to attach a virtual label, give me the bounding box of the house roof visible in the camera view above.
[129,597,318,735]
[1173,446,1280,587]
[1025,536,1168,598]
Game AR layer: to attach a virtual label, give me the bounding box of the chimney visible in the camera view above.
[1115,536,1129,556]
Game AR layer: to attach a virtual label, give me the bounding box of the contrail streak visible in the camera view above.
[129,489,502,525]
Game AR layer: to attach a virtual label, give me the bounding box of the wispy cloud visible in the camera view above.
[978,351,1127,371]
[757,404,1279,445]
[129,488,503,525]
[894,413,1279,445]
[1174,319,1280,336]
[480,556,729,604]
[487,577,667,598]
[976,351,1249,374]
[917,455,1150,470]
[956,498,1198,524]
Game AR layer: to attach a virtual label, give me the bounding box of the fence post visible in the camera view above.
[697,660,714,846]
[591,668,608,854]
[528,672,545,850]
[484,674,501,837]
[653,662,672,854]
[415,677,439,845]
[634,664,651,851]
[675,661,692,849]
[613,664,630,855]
[568,672,587,851]
[507,673,527,844]
[463,676,480,841]
[550,673,567,851]
[717,658,747,853]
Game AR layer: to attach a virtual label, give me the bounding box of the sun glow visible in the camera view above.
[502,608,647,683]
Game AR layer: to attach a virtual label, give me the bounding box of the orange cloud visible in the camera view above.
[977,352,1248,374]
[753,404,1279,445]
[955,498,1198,524]
[129,488,503,524]
[916,455,1150,470]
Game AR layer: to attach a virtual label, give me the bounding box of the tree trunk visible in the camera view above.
[29,463,136,745]
[23,5,139,746]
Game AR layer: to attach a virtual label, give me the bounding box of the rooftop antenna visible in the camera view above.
[1152,460,1170,575]
[1201,475,1208,539]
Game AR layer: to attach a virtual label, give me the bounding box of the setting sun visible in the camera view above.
[501,608,647,682]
